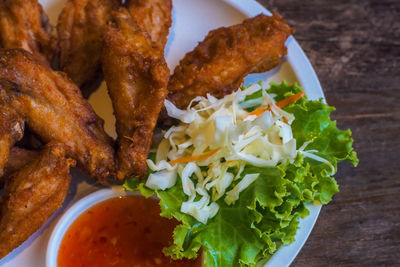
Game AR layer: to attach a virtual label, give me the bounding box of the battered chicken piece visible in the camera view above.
[0,142,75,259]
[57,0,120,97]
[0,49,114,182]
[125,0,172,47]
[102,9,169,179]
[166,13,294,111]
[3,147,38,178]
[0,0,56,64]
[0,104,24,179]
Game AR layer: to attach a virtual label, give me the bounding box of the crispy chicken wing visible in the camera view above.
[0,104,24,178]
[125,0,172,47]
[57,0,120,97]
[102,9,169,179]
[0,49,114,182]
[0,0,56,64]
[3,147,38,178]
[166,14,294,111]
[0,142,75,259]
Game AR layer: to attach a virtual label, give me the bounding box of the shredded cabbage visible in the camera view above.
[146,82,335,224]
[146,169,177,190]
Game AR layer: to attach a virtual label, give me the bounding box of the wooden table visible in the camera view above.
[257,0,400,266]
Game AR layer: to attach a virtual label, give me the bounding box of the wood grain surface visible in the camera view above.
[256,0,400,266]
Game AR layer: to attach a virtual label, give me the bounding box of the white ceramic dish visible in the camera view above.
[0,0,324,266]
[46,187,136,267]
[46,188,207,267]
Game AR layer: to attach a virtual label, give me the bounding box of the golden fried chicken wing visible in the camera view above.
[102,9,169,179]
[57,0,120,97]
[166,13,294,111]
[3,147,38,178]
[125,0,172,47]
[0,142,75,259]
[0,104,24,178]
[0,49,114,182]
[0,0,56,64]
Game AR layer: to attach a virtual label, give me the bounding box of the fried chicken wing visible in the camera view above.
[0,0,56,64]
[0,49,114,182]
[3,147,38,178]
[125,0,172,47]
[57,0,120,97]
[102,9,169,179]
[0,142,75,259]
[0,104,24,178]
[166,14,294,111]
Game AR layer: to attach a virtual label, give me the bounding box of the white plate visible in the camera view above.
[0,0,324,266]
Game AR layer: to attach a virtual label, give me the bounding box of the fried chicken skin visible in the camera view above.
[102,9,169,179]
[0,105,24,179]
[0,142,75,259]
[0,0,56,64]
[3,147,38,178]
[57,0,120,97]
[125,0,172,47]
[0,49,114,182]
[166,14,294,111]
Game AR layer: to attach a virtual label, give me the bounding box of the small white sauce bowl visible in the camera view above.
[46,186,136,267]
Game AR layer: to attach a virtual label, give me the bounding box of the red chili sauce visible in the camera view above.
[57,196,202,267]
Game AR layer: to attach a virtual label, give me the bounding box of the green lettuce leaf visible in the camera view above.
[124,81,358,267]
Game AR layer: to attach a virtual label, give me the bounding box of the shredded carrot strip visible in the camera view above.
[169,148,221,165]
[246,105,270,117]
[275,91,305,108]
[246,91,305,119]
